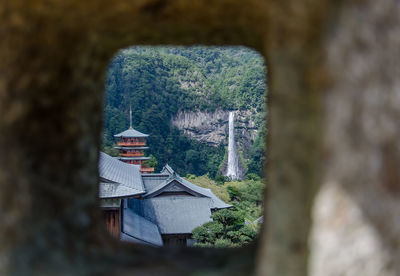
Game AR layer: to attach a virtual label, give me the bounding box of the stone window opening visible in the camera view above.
[1,1,399,275]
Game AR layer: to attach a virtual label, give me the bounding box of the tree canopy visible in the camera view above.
[103,46,267,178]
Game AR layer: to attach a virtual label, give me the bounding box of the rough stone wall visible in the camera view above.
[0,1,266,275]
[310,0,400,274]
[1,0,400,276]
[310,183,395,276]
[257,0,334,274]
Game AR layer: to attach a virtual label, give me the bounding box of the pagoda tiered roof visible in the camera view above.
[117,156,151,161]
[114,146,149,150]
[114,127,149,138]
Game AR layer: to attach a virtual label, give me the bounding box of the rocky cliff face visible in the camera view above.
[171,109,260,177]
[171,109,259,151]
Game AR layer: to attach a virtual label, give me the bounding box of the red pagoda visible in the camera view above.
[114,107,154,173]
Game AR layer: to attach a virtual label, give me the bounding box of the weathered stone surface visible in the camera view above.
[310,182,394,276]
[1,0,400,275]
[0,0,265,275]
[311,0,400,274]
[171,109,258,147]
[171,110,230,146]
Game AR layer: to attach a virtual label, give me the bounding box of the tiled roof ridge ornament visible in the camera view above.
[161,164,175,175]
[164,171,177,183]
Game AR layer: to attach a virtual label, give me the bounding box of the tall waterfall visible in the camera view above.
[226,111,239,180]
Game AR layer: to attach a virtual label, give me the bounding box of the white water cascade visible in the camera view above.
[226,111,239,180]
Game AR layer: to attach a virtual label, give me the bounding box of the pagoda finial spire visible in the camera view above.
[129,105,132,129]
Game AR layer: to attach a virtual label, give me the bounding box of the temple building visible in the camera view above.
[126,165,230,246]
[99,155,231,246]
[114,107,154,173]
[99,110,231,246]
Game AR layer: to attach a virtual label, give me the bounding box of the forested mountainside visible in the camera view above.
[102,46,267,178]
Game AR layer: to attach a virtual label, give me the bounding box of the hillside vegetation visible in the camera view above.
[102,46,267,178]
[186,174,264,247]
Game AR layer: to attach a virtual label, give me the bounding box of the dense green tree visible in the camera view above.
[103,46,267,177]
[188,174,264,247]
[192,221,223,244]
[192,208,257,248]
[211,208,244,238]
[143,154,158,168]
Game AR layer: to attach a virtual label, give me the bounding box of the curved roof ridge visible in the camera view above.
[202,188,232,209]
[160,164,174,175]
[99,182,143,199]
[176,175,231,209]
[99,179,143,195]
[144,173,181,197]
[143,171,231,210]
[99,152,146,197]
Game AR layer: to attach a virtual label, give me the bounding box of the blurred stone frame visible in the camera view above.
[0,0,359,275]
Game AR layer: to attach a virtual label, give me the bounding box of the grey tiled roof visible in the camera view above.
[98,152,145,198]
[129,197,213,234]
[143,171,231,209]
[99,155,232,239]
[99,182,144,199]
[122,207,163,246]
[141,174,170,191]
[177,175,231,209]
[145,177,204,198]
[197,188,232,209]
[114,127,148,138]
